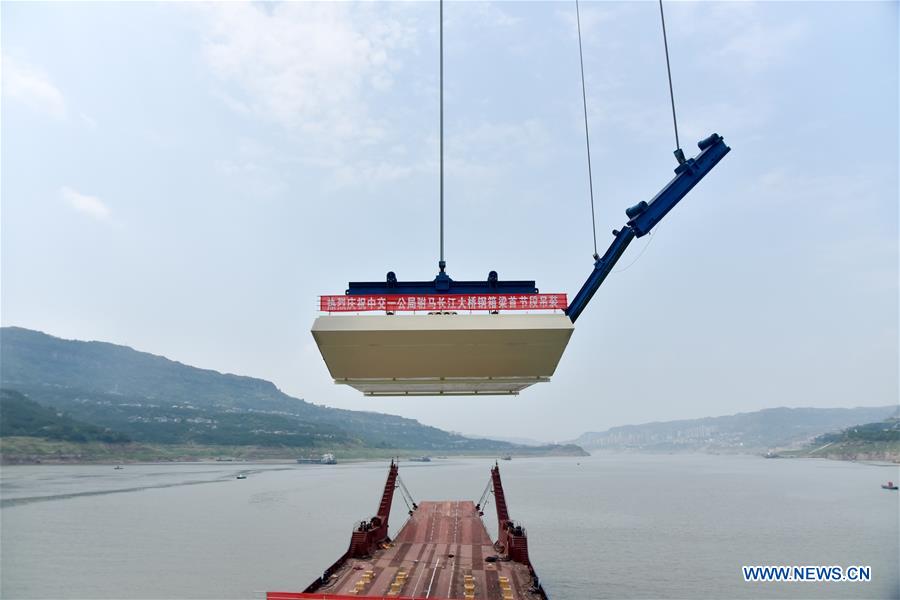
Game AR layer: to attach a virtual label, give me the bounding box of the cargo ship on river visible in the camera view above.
[297,453,338,465]
[268,461,547,600]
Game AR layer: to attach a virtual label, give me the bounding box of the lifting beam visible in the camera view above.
[565,133,730,323]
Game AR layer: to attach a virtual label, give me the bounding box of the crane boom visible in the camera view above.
[565,133,730,323]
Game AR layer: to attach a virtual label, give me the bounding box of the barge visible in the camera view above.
[268,461,546,600]
[297,453,338,465]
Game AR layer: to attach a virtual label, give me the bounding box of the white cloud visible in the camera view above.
[79,113,98,129]
[61,187,111,221]
[449,118,552,169]
[713,6,808,74]
[449,2,521,30]
[198,3,417,144]
[556,0,631,38]
[668,2,809,75]
[325,118,552,192]
[2,55,66,118]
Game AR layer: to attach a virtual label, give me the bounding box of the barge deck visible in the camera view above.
[268,462,546,600]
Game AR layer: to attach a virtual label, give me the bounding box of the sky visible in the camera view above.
[2,1,897,441]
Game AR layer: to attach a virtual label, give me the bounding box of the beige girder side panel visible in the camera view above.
[311,314,574,383]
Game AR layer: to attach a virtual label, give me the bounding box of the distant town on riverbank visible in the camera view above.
[570,405,899,461]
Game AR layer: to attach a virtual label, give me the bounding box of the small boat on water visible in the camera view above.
[114,465,124,470]
[408,456,431,462]
[501,455,512,461]
[882,481,898,490]
[236,474,247,480]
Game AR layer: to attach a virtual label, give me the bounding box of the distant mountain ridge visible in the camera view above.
[0,327,586,456]
[1,326,312,414]
[571,405,899,452]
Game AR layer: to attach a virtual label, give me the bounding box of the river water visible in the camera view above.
[1,454,897,599]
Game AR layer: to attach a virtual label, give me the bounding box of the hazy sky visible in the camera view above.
[2,1,897,441]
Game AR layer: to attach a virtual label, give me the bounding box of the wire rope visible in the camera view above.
[613,229,658,273]
[658,0,682,156]
[575,0,600,260]
[439,0,445,271]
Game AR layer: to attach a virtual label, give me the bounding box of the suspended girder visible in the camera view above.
[312,314,573,396]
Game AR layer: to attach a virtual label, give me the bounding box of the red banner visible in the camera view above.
[319,293,568,313]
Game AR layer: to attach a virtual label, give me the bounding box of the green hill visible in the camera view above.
[800,418,900,462]
[0,327,586,458]
[815,418,900,444]
[0,389,129,443]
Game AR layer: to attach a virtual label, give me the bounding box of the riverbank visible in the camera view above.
[780,439,900,463]
[0,436,588,464]
[587,445,900,465]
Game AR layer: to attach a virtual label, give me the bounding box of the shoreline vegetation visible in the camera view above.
[2,435,895,465]
[780,417,900,463]
[590,446,899,464]
[0,436,587,465]
[779,446,900,464]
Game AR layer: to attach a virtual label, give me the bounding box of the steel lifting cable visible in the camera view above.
[438,0,446,273]
[398,475,417,508]
[658,0,684,163]
[575,0,600,260]
[476,478,491,509]
[612,229,656,273]
[397,475,410,502]
[609,0,684,273]
[398,486,413,513]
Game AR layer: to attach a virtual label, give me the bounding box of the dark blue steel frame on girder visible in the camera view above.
[346,271,538,296]
[565,133,730,323]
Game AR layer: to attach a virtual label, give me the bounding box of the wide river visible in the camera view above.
[1,454,897,599]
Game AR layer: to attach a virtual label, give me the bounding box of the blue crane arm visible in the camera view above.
[565,133,730,323]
